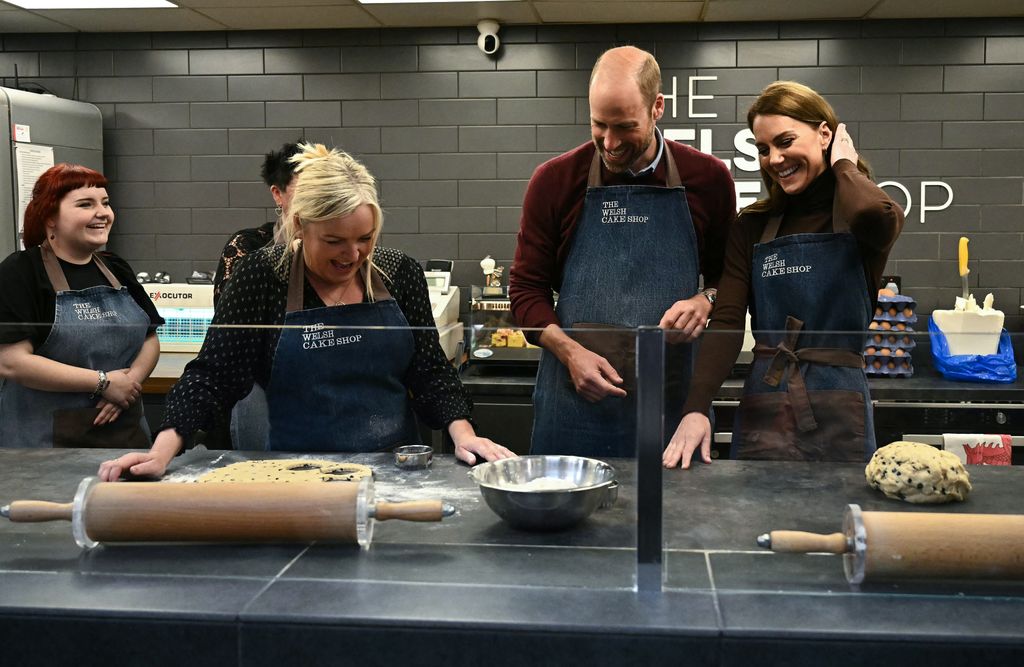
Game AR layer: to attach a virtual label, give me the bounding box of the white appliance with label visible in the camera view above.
[149,284,215,353]
[424,260,463,363]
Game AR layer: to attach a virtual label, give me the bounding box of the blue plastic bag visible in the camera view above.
[928,316,1017,383]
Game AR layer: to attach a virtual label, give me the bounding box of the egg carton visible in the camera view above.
[872,306,918,325]
[866,356,914,377]
[865,330,917,351]
[868,318,914,333]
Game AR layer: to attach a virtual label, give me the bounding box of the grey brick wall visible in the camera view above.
[1,19,1023,333]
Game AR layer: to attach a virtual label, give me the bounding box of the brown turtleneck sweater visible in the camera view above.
[683,159,905,416]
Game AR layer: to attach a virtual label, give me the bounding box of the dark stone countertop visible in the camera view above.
[2,448,1023,666]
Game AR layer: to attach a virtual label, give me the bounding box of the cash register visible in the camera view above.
[423,259,463,362]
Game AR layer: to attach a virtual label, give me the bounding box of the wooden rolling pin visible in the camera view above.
[757,504,1024,583]
[1,477,454,548]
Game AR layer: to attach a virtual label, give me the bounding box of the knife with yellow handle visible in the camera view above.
[958,236,969,300]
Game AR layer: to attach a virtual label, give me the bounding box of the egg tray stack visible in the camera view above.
[865,295,916,377]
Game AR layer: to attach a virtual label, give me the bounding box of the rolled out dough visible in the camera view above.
[198,459,372,483]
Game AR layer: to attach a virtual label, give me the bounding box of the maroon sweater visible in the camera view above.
[509,139,736,339]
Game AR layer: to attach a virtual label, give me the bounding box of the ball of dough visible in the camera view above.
[865,441,971,504]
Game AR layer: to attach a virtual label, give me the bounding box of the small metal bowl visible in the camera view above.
[469,455,616,531]
[394,444,433,470]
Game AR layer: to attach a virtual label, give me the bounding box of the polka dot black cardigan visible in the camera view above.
[160,244,471,441]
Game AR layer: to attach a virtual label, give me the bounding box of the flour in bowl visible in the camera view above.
[501,477,577,491]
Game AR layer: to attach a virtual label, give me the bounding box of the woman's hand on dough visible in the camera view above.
[97,429,181,481]
[663,411,712,470]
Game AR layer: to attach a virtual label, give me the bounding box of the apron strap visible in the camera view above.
[91,254,122,289]
[759,212,784,244]
[285,244,394,313]
[286,246,305,313]
[40,242,122,291]
[586,138,683,189]
[752,316,866,433]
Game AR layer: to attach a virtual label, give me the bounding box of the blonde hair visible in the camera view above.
[745,81,872,215]
[278,143,385,301]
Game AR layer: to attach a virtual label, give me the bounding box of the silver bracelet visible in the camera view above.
[91,370,110,399]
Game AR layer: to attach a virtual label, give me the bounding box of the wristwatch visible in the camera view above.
[701,288,717,306]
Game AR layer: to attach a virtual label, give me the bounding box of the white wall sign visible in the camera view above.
[660,76,954,220]
[14,142,55,248]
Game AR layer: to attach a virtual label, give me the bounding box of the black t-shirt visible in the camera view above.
[0,246,164,348]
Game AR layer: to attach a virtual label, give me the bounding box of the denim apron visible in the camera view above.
[0,244,150,448]
[263,249,419,452]
[531,149,700,458]
[733,203,875,462]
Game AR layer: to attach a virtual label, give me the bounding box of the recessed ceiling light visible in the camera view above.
[6,1,177,8]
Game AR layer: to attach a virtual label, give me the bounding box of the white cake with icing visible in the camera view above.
[931,293,1004,355]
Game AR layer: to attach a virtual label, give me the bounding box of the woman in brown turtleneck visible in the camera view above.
[664,81,904,468]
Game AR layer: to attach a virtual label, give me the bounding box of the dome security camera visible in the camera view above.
[477,19,500,56]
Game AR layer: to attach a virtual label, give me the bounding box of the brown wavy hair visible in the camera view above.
[744,81,871,215]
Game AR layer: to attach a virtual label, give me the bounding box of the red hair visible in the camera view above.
[22,163,109,248]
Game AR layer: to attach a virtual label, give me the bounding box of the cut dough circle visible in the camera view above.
[198,459,373,484]
[865,441,971,504]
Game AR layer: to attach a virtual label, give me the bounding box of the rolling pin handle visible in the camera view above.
[5,500,74,522]
[761,530,851,554]
[371,500,451,522]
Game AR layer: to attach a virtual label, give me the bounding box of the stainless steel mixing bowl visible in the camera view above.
[468,455,616,531]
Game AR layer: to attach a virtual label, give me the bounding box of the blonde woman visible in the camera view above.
[99,144,512,479]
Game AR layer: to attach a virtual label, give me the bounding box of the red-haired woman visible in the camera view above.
[0,163,163,448]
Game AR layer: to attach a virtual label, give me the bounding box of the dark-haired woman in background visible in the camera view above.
[664,81,904,468]
[213,140,303,303]
[0,163,163,448]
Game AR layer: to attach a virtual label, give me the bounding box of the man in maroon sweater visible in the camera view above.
[509,46,736,457]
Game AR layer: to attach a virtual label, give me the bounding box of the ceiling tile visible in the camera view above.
[359,2,538,28]
[198,6,381,29]
[0,7,75,32]
[534,2,703,24]
[870,0,1024,18]
[32,8,227,31]
[704,0,877,22]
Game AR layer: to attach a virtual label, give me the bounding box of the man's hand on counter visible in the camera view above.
[97,429,182,481]
[663,412,713,470]
[448,418,517,465]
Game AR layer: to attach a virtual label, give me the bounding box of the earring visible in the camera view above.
[275,205,283,216]
[49,233,55,240]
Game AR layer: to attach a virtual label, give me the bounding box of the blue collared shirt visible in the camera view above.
[628,126,664,178]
